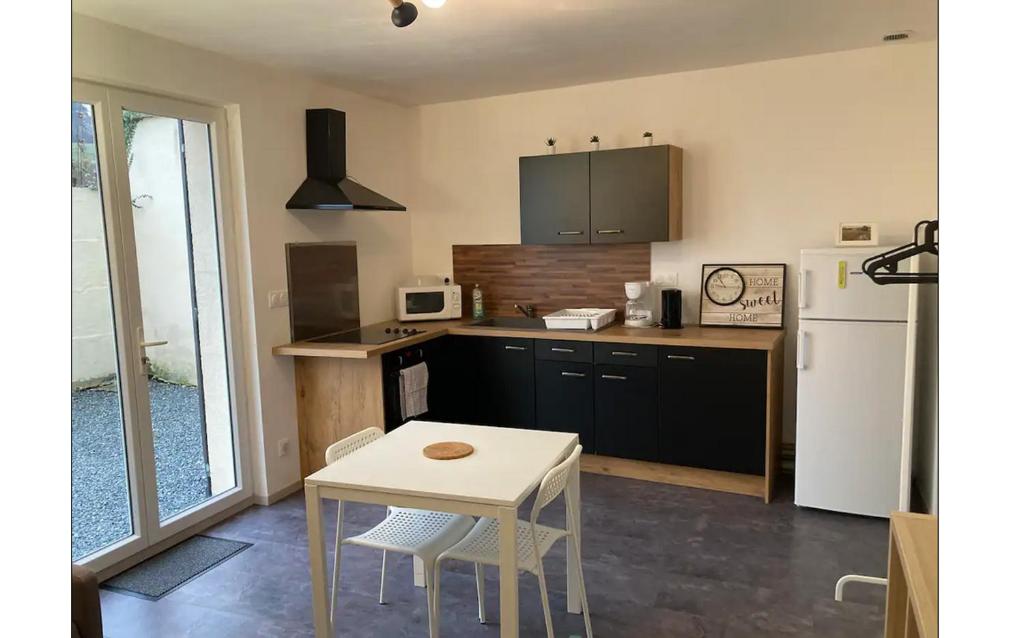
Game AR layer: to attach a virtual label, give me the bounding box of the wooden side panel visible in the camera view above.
[884,530,909,638]
[668,146,683,241]
[295,356,385,476]
[764,339,785,502]
[452,243,650,320]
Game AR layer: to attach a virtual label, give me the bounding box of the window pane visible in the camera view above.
[72,101,134,561]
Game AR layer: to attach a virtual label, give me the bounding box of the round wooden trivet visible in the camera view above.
[423,441,474,460]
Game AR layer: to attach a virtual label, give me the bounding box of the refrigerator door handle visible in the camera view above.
[797,329,808,370]
[798,270,808,309]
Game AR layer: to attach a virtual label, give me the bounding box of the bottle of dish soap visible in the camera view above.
[472,284,485,319]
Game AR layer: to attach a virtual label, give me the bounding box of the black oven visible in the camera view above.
[382,343,429,432]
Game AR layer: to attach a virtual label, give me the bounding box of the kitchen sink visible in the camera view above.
[467,317,550,330]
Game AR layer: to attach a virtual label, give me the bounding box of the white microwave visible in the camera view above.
[397,284,462,321]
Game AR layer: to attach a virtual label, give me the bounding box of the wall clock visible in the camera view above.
[700,263,786,329]
[704,267,746,306]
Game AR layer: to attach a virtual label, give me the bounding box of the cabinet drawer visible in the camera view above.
[595,342,658,367]
[659,345,764,370]
[535,339,593,363]
[481,337,534,356]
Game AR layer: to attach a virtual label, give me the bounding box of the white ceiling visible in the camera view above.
[72,0,937,106]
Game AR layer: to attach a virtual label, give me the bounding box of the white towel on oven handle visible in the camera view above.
[399,361,429,420]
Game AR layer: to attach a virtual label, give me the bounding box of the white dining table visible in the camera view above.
[304,420,582,637]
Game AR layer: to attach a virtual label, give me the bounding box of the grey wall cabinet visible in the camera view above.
[519,152,591,245]
[590,146,682,244]
[519,145,682,245]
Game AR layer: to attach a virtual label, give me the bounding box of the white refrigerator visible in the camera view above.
[794,248,914,518]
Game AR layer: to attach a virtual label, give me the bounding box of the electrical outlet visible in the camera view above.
[277,438,290,457]
[653,272,679,286]
[268,289,289,308]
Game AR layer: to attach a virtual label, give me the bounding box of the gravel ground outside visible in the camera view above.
[72,380,211,561]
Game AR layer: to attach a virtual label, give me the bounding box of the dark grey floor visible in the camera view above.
[72,380,211,561]
[99,474,888,637]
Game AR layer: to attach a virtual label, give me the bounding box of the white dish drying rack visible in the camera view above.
[542,308,616,331]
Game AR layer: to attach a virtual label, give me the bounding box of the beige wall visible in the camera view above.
[411,42,938,443]
[72,13,416,498]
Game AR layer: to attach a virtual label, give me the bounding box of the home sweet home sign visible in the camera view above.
[699,263,786,328]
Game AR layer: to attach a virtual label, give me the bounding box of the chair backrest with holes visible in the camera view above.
[325,427,384,465]
[529,444,583,525]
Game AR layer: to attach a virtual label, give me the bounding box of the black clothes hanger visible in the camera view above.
[862,220,938,285]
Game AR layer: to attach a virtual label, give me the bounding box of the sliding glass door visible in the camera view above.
[72,81,250,572]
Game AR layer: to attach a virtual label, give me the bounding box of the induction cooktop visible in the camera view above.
[308,325,426,345]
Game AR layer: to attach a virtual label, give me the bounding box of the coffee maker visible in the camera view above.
[624,281,654,327]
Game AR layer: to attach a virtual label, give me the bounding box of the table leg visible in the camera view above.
[306,485,332,638]
[566,457,582,614]
[498,506,519,638]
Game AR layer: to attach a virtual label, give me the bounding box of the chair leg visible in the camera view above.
[330,501,344,623]
[535,557,555,638]
[378,550,388,604]
[432,560,443,632]
[474,563,487,624]
[569,533,594,638]
[425,563,438,638]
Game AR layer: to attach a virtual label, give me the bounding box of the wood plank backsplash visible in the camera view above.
[452,243,651,318]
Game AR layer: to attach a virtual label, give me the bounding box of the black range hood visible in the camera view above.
[286,109,406,211]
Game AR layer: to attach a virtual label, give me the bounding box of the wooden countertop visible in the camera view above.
[890,512,938,638]
[272,318,784,359]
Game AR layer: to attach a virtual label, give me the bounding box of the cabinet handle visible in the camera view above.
[504,345,527,351]
[666,354,695,361]
[610,350,637,357]
[551,347,575,353]
[561,371,586,378]
[596,229,623,235]
[601,374,628,380]
[557,230,583,236]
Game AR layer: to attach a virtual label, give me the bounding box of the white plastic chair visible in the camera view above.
[325,427,475,637]
[433,444,593,638]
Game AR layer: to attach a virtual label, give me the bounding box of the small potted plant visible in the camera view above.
[545,138,556,155]
[643,131,653,146]
[590,135,600,151]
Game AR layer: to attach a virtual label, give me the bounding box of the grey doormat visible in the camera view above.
[101,535,251,600]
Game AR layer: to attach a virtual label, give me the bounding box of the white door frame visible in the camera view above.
[72,80,253,569]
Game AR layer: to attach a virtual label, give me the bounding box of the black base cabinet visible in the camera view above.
[422,335,768,476]
[535,360,595,452]
[476,336,536,428]
[658,346,767,475]
[595,364,659,462]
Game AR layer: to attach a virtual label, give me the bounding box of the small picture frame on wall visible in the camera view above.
[835,222,880,247]
[700,263,786,329]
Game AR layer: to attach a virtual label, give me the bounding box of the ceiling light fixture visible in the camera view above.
[423,0,446,7]
[388,0,418,27]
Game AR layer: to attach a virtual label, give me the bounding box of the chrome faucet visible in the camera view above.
[514,304,536,318]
